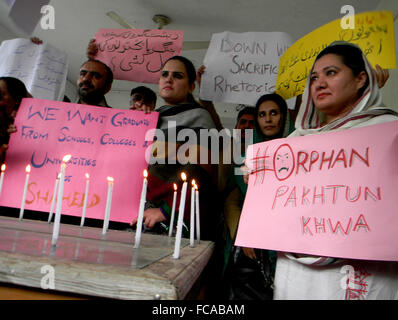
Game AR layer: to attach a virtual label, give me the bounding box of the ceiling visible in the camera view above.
[0,0,396,107]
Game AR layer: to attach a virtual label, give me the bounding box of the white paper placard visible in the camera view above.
[0,38,68,101]
[200,31,293,106]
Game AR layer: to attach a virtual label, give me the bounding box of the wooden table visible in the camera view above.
[0,216,214,300]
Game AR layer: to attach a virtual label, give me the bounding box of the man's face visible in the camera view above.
[129,93,155,111]
[235,114,255,140]
[77,61,110,104]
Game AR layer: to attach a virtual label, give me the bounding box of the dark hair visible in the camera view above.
[63,95,71,102]
[255,93,288,139]
[315,43,369,97]
[163,56,197,104]
[237,106,255,122]
[80,59,114,87]
[163,56,197,85]
[130,86,157,105]
[0,77,29,109]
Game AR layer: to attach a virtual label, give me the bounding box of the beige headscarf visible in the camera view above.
[292,41,398,137]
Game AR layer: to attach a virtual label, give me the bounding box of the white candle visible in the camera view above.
[19,164,31,221]
[0,164,6,197]
[80,173,90,227]
[173,172,188,259]
[51,154,71,246]
[195,183,200,244]
[48,173,60,223]
[102,176,114,235]
[168,183,178,237]
[134,169,148,248]
[189,179,196,247]
[74,242,80,260]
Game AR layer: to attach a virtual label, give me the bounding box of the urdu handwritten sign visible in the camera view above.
[276,11,396,101]
[0,38,68,101]
[94,28,184,84]
[0,98,159,224]
[235,120,398,261]
[199,32,293,106]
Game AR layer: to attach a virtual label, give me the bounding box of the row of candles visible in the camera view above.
[0,155,115,246]
[0,155,200,259]
[135,171,201,259]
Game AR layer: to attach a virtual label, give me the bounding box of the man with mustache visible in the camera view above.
[29,37,113,108]
[77,59,113,108]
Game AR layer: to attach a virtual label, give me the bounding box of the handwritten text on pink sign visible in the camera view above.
[0,98,158,223]
[235,120,398,261]
[94,28,184,83]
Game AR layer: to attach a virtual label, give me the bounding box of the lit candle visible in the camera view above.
[48,173,60,223]
[80,173,90,227]
[19,164,31,221]
[195,183,200,244]
[134,169,148,248]
[173,172,188,259]
[189,179,196,247]
[168,183,178,237]
[51,154,71,246]
[102,176,114,235]
[0,164,6,197]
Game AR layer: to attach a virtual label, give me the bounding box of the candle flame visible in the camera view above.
[25,164,31,173]
[57,173,61,179]
[173,183,177,191]
[1,164,5,172]
[85,173,90,179]
[62,154,72,163]
[195,182,198,190]
[181,172,187,181]
[107,176,114,183]
[191,179,196,186]
[143,169,148,178]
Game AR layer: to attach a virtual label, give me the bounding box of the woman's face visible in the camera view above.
[310,53,367,124]
[0,80,17,117]
[158,59,195,105]
[257,100,283,137]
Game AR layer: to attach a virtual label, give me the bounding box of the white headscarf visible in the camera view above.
[292,41,398,137]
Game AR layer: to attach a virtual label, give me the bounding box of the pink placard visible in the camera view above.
[0,98,159,223]
[235,120,398,261]
[94,28,184,83]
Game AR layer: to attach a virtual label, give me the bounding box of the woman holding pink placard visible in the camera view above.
[271,41,398,300]
[223,93,294,300]
[130,56,220,243]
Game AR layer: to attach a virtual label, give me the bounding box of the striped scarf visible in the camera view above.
[146,102,220,240]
